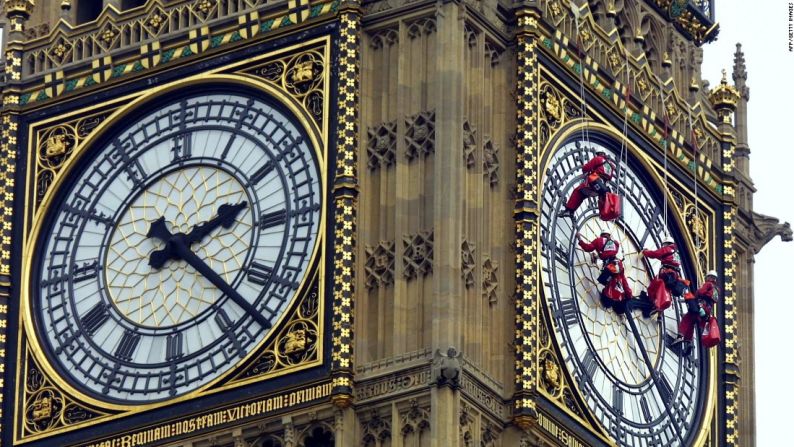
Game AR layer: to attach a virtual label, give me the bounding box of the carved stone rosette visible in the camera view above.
[482,256,498,305]
[463,120,477,168]
[403,230,434,280]
[404,110,436,161]
[461,240,476,288]
[364,241,395,289]
[367,121,397,170]
[482,137,499,187]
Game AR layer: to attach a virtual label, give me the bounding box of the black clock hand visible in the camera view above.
[148,202,248,269]
[169,238,272,330]
[146,214,271,330]
[147,217,178,269]
[623,312,685,445]
[184,201,248,246]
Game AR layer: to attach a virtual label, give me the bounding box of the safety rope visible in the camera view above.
[572,5,591,151]
[656,76,670,238]
[686,105,702,251]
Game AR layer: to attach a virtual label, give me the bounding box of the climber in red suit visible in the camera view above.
[641,236,691,299]
[560,150,615,218]
[577,231,632,313]
[672,270,720,356]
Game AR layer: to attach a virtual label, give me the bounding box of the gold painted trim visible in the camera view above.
[23,35,331,242]
[537,121,718,446]
[16,70,329,443]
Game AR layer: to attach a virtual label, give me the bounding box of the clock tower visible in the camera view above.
[0,1,789,446]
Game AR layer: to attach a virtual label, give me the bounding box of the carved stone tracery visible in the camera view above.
[482,256,498,305]
[361,410,391,446]
[369,27,398,49]
[406,17,436,39]
[365,241,396,289]
[482,137,499,187]
[367,121,397,170]
[405,110,436,161]
[403,230,433,280]
[400,399,430,437]
[463,119,477,168]
[461,239,476,288]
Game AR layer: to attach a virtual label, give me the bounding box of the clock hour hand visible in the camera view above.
[147,217,179,269]
[184,201,248,246]
[148,202,247,269]
[170,238,272,330]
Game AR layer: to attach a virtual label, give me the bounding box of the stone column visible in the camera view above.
[430,1,465,445]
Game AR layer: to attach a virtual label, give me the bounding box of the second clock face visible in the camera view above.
[33,90,323,403]
[539,138,705,446]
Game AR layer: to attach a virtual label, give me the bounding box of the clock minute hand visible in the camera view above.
[148,202,248,270]
[170,238,272,330]
[623,312,685,445]
[184,201,248,246]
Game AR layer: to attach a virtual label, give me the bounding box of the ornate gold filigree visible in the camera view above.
[21,346,111,437]
[245,47,326,130]
[34,111,112,209]
[538,80,584,148]
[535,315,587,420]
[669,188,712,279]
[233,281,320,381]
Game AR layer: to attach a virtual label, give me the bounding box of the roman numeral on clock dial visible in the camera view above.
[249,160,276,185]
[81,303,111,335]
[259,209,287,230]
[247,262,274,286]
[115,330,141,362]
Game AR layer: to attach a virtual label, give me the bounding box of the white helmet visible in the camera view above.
[706,270,718,278]
[662,235,675,245]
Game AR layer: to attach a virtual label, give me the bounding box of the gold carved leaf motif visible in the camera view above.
[241,44,327,132]
[230,278,321,382]
[538,80,584,150]
[21,344,113,438]
[34,111,112,211]
[536,311,588,421]
[667,186,712,280]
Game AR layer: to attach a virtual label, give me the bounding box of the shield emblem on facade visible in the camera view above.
[238,12,260,39]
[189,26,211,54]
[91,56,113,84]
[288,0,312,24]
[140,42,161,69]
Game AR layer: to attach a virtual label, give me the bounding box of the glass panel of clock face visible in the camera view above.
[34,91,322,403]
[539,138,704,446]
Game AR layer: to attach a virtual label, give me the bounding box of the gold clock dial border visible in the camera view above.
[536,120,718,446]
[16,69,329,444]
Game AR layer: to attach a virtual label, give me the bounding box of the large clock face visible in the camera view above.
[540,138,706,446]
[32,90,323,403]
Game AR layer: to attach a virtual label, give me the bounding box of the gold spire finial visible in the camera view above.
[709,69,741,123]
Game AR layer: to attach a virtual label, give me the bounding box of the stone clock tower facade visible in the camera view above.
[0,1,788,446]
